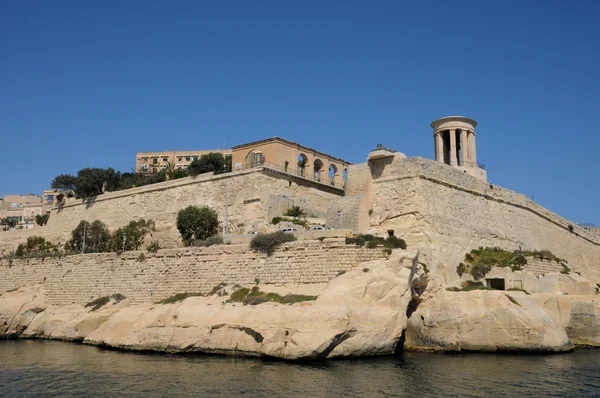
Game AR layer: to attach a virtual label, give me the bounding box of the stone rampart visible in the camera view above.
[0,169,340,253]
[0,239,387,305]
[368,157,600,285]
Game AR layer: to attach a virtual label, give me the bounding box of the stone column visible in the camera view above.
[469,132,477,163]
[460,129,469,165]
[449,129,457,166]
[435,133,444,162]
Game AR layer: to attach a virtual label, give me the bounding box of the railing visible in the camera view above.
[457,160,486,170]
[234,161,346,189]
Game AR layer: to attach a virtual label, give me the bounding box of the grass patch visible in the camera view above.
[227,286,317,305]
[317,236,326,242]
[156,292,203,304]
[250,231,296,255]
[205,283,227,297]
[85,293,126,311]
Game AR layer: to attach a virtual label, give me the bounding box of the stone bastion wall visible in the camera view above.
[0,168,346,253]
[0,239,387,306]
[368,157,600,285]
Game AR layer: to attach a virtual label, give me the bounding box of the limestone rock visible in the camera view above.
[0,285,47,338]
[405,290,573,352]
[84,253,425,359]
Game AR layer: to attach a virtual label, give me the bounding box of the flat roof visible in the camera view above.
[231,137,352,165]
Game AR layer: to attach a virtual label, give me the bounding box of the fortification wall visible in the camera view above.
[368,157,600,285]
[0,239,387,305]
[0,169,340,253]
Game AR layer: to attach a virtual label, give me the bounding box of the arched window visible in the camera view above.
[328,164,338,185]
[246,151,264,168]
[284,161,289,172]
[342,168,348,187]
[313,159,323,181]
[298,154,308,176]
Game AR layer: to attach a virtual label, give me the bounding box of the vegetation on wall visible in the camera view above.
[250,231,296,254]
[284,206,306,218]
[109,219,156,251]
[187,153,230,177]
[51,168,168,199]
[345,234,407,250]
[458,247,564,280]
[228,286,317,305]
[35,213,50,226]
[15,236,58,258]
[68,220,112,253]
[176,206,220,246]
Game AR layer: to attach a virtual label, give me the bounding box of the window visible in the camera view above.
[193,156,198,161]
[46,195,54,204]
[185,156,191,161]
[177,157,183,162]
[162,156,168,162]
[152,157,158,164]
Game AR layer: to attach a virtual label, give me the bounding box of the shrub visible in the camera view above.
[461,281,492,291]
[383,248,392,255]
[147,240,160,253]
[456,262,467,277]
[35,213,50,226]
[561,264,571,274]
[250,231,296,255]
[470,263,492,280]
[177,205,220,246]
[194,236,224,247]
[568,224,574,233]
[271,216,282,225]
[316,236,326,242]
[228,286,317,306]
[345,234,406,250]
[170,168,187,180]
[385,235,406,249]
[109,219,155,251]
[14,236,57,258]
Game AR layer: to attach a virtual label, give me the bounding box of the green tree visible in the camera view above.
[187,153,227,177]
[75,168,109,198]
[51,174,78,192]
[176,206,219,246]
[15,236,56,257]
[109,219,155,251]
[35,213,50,226]
[68,220,111,253]
[1,217,18,231]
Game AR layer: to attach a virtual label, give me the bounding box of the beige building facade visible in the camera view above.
[136,150,232,173]
[0,194,45,228]
[231,137,351,187]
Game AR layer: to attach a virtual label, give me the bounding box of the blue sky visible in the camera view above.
[1,0,599,225]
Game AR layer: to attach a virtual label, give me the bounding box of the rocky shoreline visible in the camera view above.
[2,252,599,359]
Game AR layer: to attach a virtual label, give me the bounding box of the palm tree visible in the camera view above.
[284,206,306,218]
[165,161,176,179]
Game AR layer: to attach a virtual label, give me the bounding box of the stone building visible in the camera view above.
[136,149,232,173]
[231,137,351,188]
[431,116,487,182]
[0,194,45,228]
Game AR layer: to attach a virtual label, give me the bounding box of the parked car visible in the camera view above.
[310,226,326,231]
[247,231,259,235]
[280,228,297,233]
